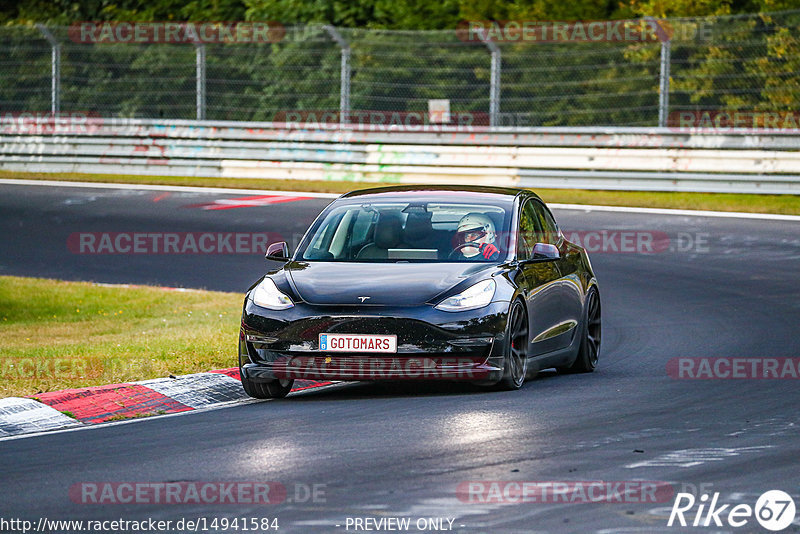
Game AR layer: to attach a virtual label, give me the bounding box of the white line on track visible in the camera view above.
[550,202,800,222]
[2,178,800,221]
[0,178,340,199]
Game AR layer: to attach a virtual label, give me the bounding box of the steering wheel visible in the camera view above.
[448,242,482,260]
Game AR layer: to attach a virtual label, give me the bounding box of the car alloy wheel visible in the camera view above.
[561,287,601,374]
[499,300,528,390]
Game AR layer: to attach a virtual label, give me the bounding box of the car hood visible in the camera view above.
[286,261,496,306]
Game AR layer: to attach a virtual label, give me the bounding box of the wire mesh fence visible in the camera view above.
[1,11,799,127]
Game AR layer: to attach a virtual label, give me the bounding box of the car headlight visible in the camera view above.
[252,277,294,310]
[435,279,496,312]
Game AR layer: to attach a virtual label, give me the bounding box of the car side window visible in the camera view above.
[518,201,542,260]
[533,201,560,244]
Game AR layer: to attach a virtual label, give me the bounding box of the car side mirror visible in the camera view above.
[527,243,560,262]
[265,241,290,261]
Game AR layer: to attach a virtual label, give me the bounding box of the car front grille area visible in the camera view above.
[246,344,494,381]
[271,316,451,345]
[279,354,491,381]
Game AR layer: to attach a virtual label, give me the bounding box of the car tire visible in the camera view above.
[496,299,529,390]
[241,372,294,399]
[559,287,601,374]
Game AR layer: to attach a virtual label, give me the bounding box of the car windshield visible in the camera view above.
[296,200,512,262]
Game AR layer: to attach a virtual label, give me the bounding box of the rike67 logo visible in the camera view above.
[668,490,796,531]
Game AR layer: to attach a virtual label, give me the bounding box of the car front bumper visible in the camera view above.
[240,298,510,383]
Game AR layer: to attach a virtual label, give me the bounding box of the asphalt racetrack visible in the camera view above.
[1,182,799,533]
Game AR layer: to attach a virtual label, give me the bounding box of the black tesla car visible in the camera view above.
[238,185,600,398]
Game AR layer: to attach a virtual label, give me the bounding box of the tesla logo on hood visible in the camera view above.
[358,296,370,302]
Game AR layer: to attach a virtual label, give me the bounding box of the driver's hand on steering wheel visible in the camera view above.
[479,242,499,260]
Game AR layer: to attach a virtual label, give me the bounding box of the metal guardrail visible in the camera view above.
[5,118,800,149]
[1,118,799,194]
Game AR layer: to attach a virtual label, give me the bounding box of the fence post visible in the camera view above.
[196,44,207,121]
[476,29,501,128]
[658,39,671,127]
[646,17,671,127]
[324,26,351,125]
[35,24,60,115]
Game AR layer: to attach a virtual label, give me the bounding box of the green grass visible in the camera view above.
[536,189,800,215]
[2,170,799,215]
[0,276,241,398]
[0,170,362,195]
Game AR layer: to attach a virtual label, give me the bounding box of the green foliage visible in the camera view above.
[618,0,733,18]
[1,0,248,25]
[243,0,464,29]
[458,0,613,22]
[1,1,798,125]
[3,0,785,27]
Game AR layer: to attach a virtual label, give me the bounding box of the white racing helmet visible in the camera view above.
[456,212,496,246]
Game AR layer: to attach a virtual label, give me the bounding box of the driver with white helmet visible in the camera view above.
[453,212,500,260]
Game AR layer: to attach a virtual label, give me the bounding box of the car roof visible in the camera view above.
[340,184,540,203]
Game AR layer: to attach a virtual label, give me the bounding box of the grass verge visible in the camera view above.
[0,276,241,398]
[2,170,799,215]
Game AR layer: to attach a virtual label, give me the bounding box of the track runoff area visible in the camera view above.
[0,179,798,533]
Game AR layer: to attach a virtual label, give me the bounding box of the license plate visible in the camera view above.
[319,333,397,353]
